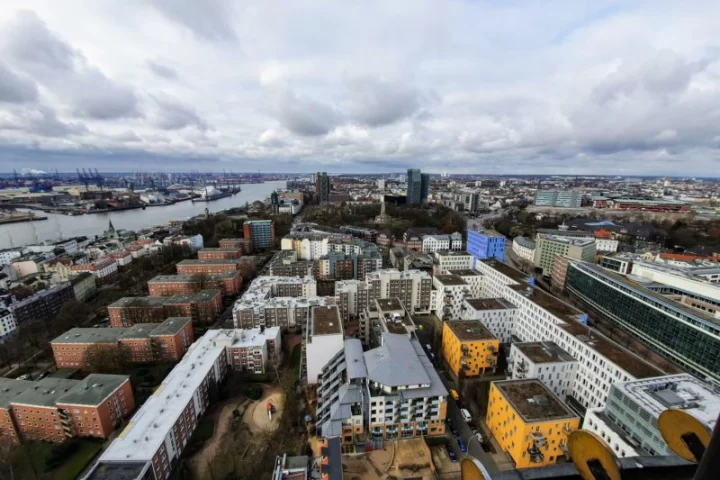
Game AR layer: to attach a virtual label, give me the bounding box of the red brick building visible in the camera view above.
[0,374,134,443]
[148,272,243,297]
[71,257,119,284]
[176,259,242,275]
[219,238,253,254]
[108,291,222,327]
[198,248,243,260]
[51,317,194,369]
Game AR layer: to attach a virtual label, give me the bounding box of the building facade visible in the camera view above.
[442,320,500,377]
[534,190,582,208]
[534,235,596,273]
[467,229,505,262]
[508,342,578,400]
[197,248,243,260]
[70,272,98,302]
[565,262,720,385]
[243,220,275,250]
[176,259,243,275]
[10,282,75,325]
[459,298,517,343]
[315,172,331,204]
[148,272,242,297]
[486,379,580,469]
[512,237,536,262]
[406,169,423,206]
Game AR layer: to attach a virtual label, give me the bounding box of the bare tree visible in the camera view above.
[191,273,212,292]
[84,344,133,373]
[0,437,17,480]
[268,349,282,384]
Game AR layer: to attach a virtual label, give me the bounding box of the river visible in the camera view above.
[0,181,285,249]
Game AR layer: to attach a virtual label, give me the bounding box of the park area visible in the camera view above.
[2,438,103,480]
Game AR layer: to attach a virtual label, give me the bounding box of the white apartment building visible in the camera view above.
[234,276,324,329]
[421,233,462,253]
[595,238,619,253]
[512,237,535,262]
[584,374,720,458]
[459,298,517,343]
[474,259,664,411]
[217,327,282,374]
[508,341,578,400]
[87,330,230,480]
[316,333,447,449]
[434,251,474,272]
[0,308,17,340]
[432,274,473,320]
[305,306,344,384]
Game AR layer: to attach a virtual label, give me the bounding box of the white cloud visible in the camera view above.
[0,0,718,174]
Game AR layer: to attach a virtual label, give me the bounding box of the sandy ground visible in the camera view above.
[189,397,246,479]
[244,384,284,434]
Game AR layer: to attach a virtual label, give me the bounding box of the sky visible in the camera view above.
[0,1,719,175]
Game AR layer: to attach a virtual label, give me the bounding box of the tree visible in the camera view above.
[0,436,18,480]
[268,349,282,385]
[191,273,212,292]
[84,344,133,374]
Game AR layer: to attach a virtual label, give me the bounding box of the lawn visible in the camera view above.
[51,441,103,480]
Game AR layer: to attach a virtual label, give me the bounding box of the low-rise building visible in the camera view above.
[433,250,474,273]
[70,272,97,302]
[108,290,222,327]
[10,282,75,325]
[108,251,133,269]
[512,237,536,262]
[421,233,462,253]
[198,248,243,260]
[71,257,119,284]
[508,342,578,400]
[486,379,580,469]
[0,374,134,444]
[442,320,500,377]
[176,259,243,275]
[219,238,253,254]
[147,272,242,296]
[583,374,720,458]
[51,317,194,368]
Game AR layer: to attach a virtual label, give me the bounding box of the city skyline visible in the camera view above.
[0,1,719,175]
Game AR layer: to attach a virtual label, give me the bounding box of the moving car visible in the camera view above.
[461,408,472,423]
[450,389,460,401]
[445,443,457,462]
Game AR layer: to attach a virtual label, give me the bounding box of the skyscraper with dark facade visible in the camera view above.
[420,173,430,205]
[406,169,422,205]
[315,172,331,204]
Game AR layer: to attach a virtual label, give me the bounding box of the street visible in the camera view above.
[446,397,500,474]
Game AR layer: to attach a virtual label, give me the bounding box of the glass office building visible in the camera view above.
[565,262,720,385]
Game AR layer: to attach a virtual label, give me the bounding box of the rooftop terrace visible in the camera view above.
[447,320,496,341]
[311,306,342,336]
[495,379,577,423]
[465,298,516,311]
[376,298,404,312]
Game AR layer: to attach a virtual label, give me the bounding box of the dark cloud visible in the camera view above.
[3,11,77,72]
[0,105,87,137]
[0,62,38,103]
[153,96,208,130]
[148,0,238,43]
[273,89,342,136]
[2,10,141,119]
[147,60,179,80]
[345,76,421,126]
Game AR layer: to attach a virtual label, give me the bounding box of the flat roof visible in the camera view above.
[480,259,530,283]
[0,378,34,409]
[11,378,79,407]
[198,247,241,252]
[465,297,516,311]
[494,379,578,423]
[509,284,582,322]
[163,289,221,304]
[514,342,576,364]
[148,317,192,336]
[109,297,166,308]
[177,259,240,265]
[472,229,504,237]
[99,331,229,463]
[55,374,129,406]
[85,462,150,480]
[148,272,239,283]
[454,269,482,277]
[312,306,342,335]
[447,320,496,341]
[435,274,467,286]
[538,234,595,247]
[376,298,404,312]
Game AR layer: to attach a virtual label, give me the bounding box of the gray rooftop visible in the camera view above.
[148,272,239,283]
[163,289,222,304]
[514,341,576,364]
[51,318,191,344]
[56,374,130,406]
[0,378,34,409]
[11,378,81,407]
[344,339,367,380]
[177,259,240,265]
[364,333,430,387]
[109,296,166,308]
[85,462,150,480]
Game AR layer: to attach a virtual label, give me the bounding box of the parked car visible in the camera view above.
[461,408,472,423]
[473,432,484,444]
[445,444,457,462]
[458,438,467,454]
[450,389,460,401]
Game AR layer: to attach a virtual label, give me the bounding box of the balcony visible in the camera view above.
[527,445,544,463]
[488,345,497,354]
[564,424,574,435]
[461,345,470,357]
[531,431,547,448]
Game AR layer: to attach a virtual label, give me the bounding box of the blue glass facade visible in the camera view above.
[467,230,505,261]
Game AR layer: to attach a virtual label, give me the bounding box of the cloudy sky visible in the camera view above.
[0,1,719,175]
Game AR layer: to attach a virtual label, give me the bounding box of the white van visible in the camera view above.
[461,408,472,423]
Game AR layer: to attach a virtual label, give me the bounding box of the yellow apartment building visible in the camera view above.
[486,379,580,469]
[442,319,500,377]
